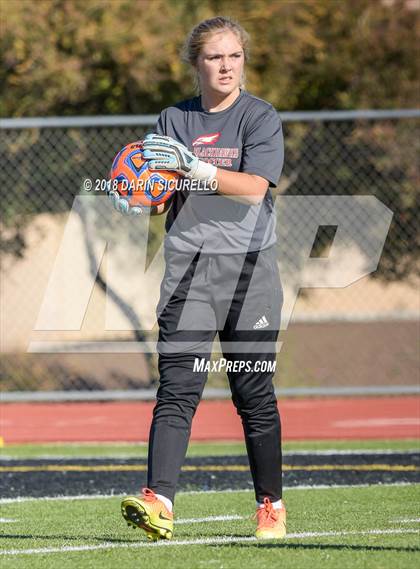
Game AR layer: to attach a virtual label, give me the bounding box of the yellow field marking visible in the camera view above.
[0,465,148,473]
[284,464,419,472]
[0,464,418,473]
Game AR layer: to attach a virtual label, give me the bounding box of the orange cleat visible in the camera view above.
[121,488,174,541]
[255,498,287,539]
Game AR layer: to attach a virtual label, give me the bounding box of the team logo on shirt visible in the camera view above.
[192,132,221,146]
[191,132,239,167]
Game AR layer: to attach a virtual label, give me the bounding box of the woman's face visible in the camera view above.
[196,31,244,97]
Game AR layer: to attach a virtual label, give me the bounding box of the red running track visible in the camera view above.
[1,397,419,443]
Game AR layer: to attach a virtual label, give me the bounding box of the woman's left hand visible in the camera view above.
[143,134,217,183]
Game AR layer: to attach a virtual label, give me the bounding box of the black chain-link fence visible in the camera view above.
[1,111,419,395]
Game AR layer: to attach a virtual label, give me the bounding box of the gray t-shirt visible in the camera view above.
[156,90,284,254]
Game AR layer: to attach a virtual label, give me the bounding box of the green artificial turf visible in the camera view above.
[2,439,419,459]
[0,485,419,568]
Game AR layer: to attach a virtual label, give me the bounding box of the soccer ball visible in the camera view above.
[109,141,180,208]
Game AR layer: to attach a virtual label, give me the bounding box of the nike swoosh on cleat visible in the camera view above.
[159,511,172,521]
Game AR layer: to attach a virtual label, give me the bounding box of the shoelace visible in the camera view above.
[254,498,280,527]
[141,487,157,502]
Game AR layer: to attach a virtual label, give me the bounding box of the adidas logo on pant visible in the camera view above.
[253,315,269,329]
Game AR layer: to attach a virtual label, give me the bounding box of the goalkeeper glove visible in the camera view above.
[107,187,144,216]
[143,134,217,183]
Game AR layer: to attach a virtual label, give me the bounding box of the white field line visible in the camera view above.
[1,512,243,525]
[1,482,419,505]
[0,493,124,504]
[177,515,243,525]
[390,518,420,523]
[2,449,418,461]
[1,528,419,557]
[181,482,419,495]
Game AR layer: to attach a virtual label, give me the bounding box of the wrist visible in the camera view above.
[185,159,217,183]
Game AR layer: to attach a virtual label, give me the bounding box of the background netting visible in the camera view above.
[1,112,419,393]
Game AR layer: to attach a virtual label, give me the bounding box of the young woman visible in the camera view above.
[120,16,286,541]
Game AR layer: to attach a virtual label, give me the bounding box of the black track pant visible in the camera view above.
[147,246,283,504]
